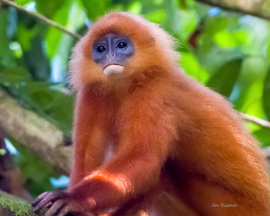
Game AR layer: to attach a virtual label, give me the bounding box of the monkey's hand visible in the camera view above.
[32,191,95,216]
[32,191,66,213]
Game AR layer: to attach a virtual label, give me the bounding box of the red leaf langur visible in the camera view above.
[32,12,270,216]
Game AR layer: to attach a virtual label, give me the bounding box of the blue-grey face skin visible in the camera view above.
[92,34,135,69]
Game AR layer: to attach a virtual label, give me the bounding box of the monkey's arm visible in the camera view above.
[32,90,111,213]
[71,90,114,189]
[44,87,176,216]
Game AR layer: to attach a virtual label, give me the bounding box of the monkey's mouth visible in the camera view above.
[103,63,123,69]
[103,64,124,76]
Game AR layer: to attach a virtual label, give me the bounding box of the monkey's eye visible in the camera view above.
[96,45,106,53]
[117,41,128,49]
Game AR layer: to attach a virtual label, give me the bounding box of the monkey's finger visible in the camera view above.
[45,199,66,216]
[33,192,56,212]
[57,206,70,216]
[45,201,53,209]
[32,191,50,207]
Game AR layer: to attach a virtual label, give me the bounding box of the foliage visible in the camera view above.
[1,0,270,197]
[9,137,60,197]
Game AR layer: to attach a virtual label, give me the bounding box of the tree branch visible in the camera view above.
[0,89,71,175]
[0,190,39,216]
[262,146,270,159]
[241,113,270,129]
[196,0,270,21]
[0,0,82,40]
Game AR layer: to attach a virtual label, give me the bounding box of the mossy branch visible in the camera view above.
[0,190,40,216]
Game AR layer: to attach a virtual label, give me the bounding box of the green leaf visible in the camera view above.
[178,0,187,9]
[17,24,36,50]
[45,2,70,57]
[128,1,142,14]
[145,10,166,23]
[20,83,59,111]
[9,42,23,58]
[233,57,267,111]
[0,10,14,65]
[154,0,163,5]
[0,68,32,86]
[214,30,239,48]
[23,34,51,81]
[266,44,270,60]
[263,68,270,121]
[19,83,74,136]
[35,0,66,19]
[0,149,6,155]
[47,93,75,136]
[206,58,242,97]
[24,89,57,109]
[79,0,110,21]
[20,81,58,94]
[16,0,31,5]
[177,9,197,41]
[0,11,9,54]
[232,30,251,45]
[205,17,228,35]
[253,128,270,148]
[181,52,209,83]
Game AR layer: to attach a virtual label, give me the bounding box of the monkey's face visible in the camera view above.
[70,12,178,90]
[92,34,135,76]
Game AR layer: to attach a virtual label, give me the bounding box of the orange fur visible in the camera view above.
[64,12,270,215]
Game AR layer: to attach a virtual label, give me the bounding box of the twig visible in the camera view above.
[242,114,270,158]
[241,113,270,129]
[196,0,270,21]
[240,115,270,158]
[261,146,270,159]
[0,0,82,40]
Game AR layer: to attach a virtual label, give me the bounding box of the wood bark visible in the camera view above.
[196,0,270,20]
[0,89,71,175]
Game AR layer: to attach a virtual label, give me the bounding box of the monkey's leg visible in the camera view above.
[175,175,267,216]
[110,189,197,216]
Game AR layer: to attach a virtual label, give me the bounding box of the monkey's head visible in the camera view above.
[70,12,179,90]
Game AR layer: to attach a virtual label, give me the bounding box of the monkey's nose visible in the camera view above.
[106,52,115,59]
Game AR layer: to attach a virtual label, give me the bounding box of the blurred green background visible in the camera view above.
[0,0,270,199]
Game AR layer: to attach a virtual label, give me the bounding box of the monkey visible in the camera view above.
[32,12,270,216]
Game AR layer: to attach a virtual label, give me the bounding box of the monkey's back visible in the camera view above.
[162,70,270,215]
